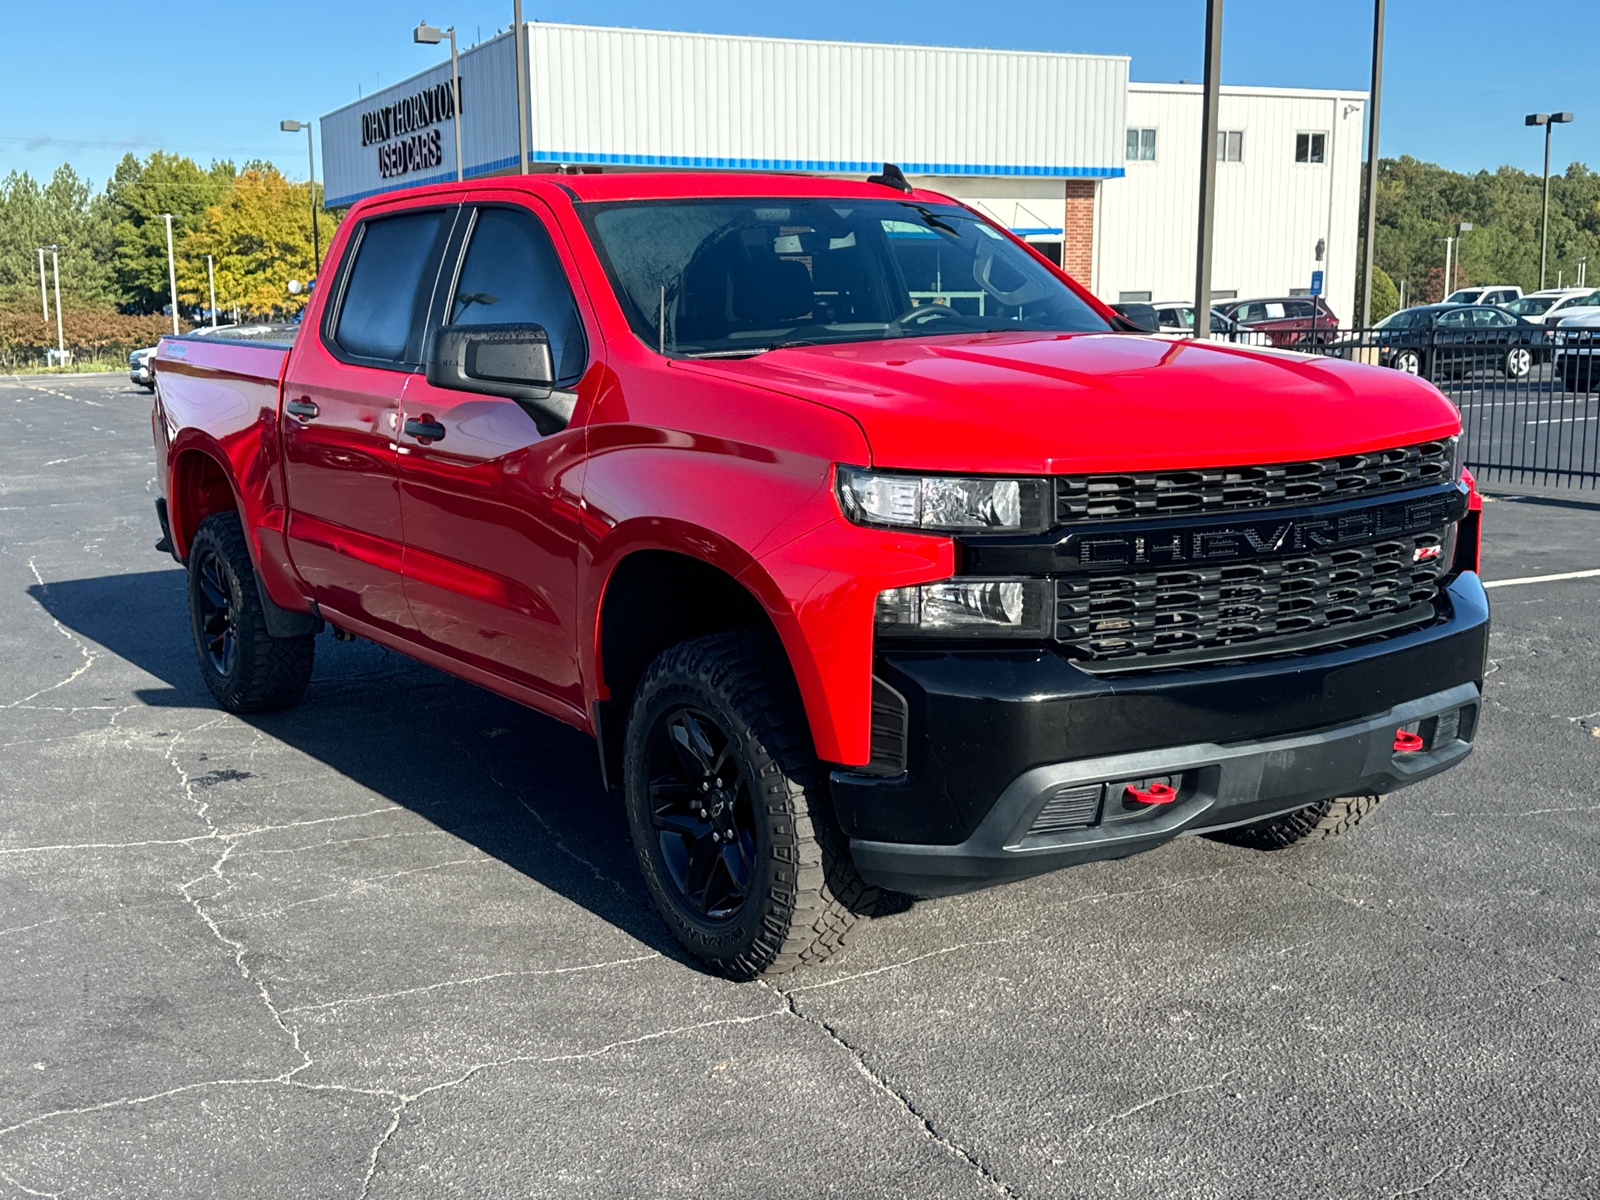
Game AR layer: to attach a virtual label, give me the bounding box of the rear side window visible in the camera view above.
[448,207,588,385]
[334,210,447,364]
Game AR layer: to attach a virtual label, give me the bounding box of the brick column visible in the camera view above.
[1063,180,1096,286]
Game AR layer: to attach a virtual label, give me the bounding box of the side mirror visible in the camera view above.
[425,322,574,434]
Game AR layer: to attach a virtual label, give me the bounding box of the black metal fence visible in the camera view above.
[1291,324,1600,491]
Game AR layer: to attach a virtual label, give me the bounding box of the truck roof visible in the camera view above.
[360,170,953,208]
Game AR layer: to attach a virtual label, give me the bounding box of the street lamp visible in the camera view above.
[280,120,322,275]
[1436,235,1454,303]
[157,214,179,335]
[1455,222,1472,294]
[414,21,463,183]
[1526,112,1574,290]
[39,245,64,359]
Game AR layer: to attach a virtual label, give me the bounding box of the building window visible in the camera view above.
[1126,128,1157,162]
[1295,132,1327,164]
[1118,290,1152,302]
[1211,290,1237,300]
[1217,130,1243,162]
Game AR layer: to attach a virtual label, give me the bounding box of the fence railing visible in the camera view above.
[1287,324,1600,491]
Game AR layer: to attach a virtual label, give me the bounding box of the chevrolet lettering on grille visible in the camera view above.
[1062,493,1462,569]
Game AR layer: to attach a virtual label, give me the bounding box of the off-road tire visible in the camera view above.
[622,632,875,980]
[186,511,315,712]
[1206,793,1384,851]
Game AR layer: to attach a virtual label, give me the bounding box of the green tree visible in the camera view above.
[107,152,236,314]
[1369,266,1400,322]
[179,166,338,320]
[0,165,117,309]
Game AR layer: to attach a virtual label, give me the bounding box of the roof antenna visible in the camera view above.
[867,162,913,193]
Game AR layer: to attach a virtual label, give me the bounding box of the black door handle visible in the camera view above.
[285,399,319,419]
[403,418,446,441]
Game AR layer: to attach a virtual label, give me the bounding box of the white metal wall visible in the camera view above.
[525,24,1126,178]
[1096,84,1368,324]
[322,24,1128,208]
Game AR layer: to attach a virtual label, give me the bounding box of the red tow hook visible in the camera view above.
[1125,782,1178,805]
[1393,730,1426,753]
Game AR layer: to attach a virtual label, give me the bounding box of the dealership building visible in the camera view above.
[320,23,1368,322]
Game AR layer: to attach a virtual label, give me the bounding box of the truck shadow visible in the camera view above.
[27,569,697,969]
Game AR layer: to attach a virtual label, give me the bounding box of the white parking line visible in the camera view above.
[1483,568,1600,589]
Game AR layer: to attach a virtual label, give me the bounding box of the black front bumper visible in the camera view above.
[832,572,1489,896]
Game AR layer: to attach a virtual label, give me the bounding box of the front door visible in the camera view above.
[281,205,456,637]
[396,200,594,715]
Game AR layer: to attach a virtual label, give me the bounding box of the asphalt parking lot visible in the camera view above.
[1,372,1597,1199]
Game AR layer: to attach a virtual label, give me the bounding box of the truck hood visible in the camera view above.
[1556,308,1600,327]
[680,331,1461,474]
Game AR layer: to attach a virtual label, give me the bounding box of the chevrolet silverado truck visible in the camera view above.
[149,171,1488,979]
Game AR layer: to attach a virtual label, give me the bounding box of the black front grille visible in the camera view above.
[1056,530,1449,669]
[1055,441,1453,524]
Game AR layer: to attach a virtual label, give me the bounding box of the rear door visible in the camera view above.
[395,199,594,714]
[281,203,457,636]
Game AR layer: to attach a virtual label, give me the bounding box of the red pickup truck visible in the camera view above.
[150,171,1488,980]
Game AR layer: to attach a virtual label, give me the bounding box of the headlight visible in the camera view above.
[836,466,1049,534]
[876,577,1051,639]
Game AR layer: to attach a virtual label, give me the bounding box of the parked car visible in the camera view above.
[1108,301,1158,331]
[148,171,1486,980]
[1552,309,1600,391]
[1215,296,1340,347]
[1443,285,1523,307]
[1152,302,1272,344]
[1360,304,1545,378]
[129,346,156,390]
[1502,288,1598,326]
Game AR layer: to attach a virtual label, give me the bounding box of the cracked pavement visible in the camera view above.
[1,373,1596,1198]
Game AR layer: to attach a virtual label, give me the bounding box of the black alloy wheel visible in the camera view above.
[647,706,757,921]
[185,510,315,713]
[194,547,240,678]
[621,632,875,979]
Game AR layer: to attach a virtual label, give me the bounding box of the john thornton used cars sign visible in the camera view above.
[360,81,463,180]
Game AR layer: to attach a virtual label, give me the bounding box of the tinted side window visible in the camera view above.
[1437,310,1469,328]
[449,207,588,385]
[335,210,447,363]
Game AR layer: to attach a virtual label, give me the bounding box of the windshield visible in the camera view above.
[1374,309,1420,329]
[581,198,1111,356]
[1444,290,1479,304]
[1505,297,1556,316]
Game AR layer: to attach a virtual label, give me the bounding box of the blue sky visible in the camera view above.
[6,1,1598,189]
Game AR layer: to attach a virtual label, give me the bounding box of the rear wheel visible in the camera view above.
[186,511,315,712]
[1206,794,1384,850]
[622,632,874,979]
[1392,349,1423,375]
[1502,347,1532,378]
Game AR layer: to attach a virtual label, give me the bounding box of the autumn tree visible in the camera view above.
[108,152,236,313]
[178,166,337,320]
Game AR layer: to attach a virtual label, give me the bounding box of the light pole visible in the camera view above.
[1192,0,1223,336]
[513,0,530,174]
[1359,0,1385,327]
[45,246,65,358]
[206,254,218,328]
[1526,112,1574,290]
[156,214,180,333]
[1437,235,1454,302]
[36,248,50,324]
[1455,222,1472,294]
[279,120,322,275]
[414,22,463,182]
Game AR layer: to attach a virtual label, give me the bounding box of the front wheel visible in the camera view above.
[186,511,315,712]
[1502,347,1533,378]
[1206,794,1384,850]
[622,632,875,979]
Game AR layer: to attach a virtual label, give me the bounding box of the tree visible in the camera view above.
[178,167,338,320]
[107,152,236,314]
[0,165,117,309]
[1369,266,1399,322]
